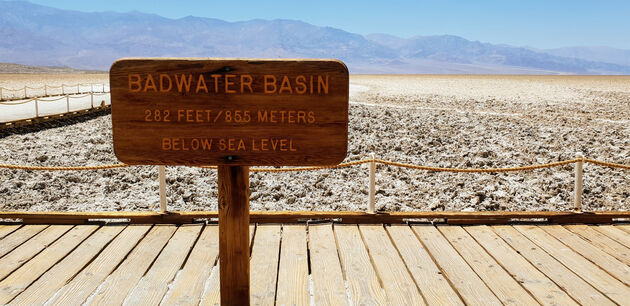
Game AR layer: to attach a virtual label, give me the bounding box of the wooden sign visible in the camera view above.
[110,58,349,166]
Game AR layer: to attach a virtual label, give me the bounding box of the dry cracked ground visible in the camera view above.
[1,74,629,212]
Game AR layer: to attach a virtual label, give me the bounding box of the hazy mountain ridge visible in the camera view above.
[1,1,629,74]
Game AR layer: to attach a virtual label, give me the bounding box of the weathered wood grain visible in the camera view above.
[540,225,630,286]
[162,225,220,306]
[9,226,124,305]
[412,225,502,305]
[309,224,348,306]
[0,225,48,258]
[124,224,202,305]
[334,224,387,305]
[387,225,463,305]
[249,225,282,305]
[218,165,250,306]
[276,225,309,306]
[438,225,538,305]
[86,225,177,305]
[0,225,70,280]
[565,224,630,268]
[360,225,425,305]
[0,225,20,240]
[48,225,151,306]
[0,225,98,304]
[596,225,630,248]
[110,58,349,166]
[465,225,578,306]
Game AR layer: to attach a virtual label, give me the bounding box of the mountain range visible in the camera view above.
[1,0,629,74]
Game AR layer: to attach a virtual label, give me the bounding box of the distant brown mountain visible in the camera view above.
[0,62,104,73]
[1,1,629,74]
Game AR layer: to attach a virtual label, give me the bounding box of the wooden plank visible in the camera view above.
[200,225,255,306]
[276,225,309,306]
[438,225,539,305]
[412,225,502,305]
[513,225,630,305]
[566,225,630,266]
[360,225,425,305]
[4,210,630,225]
[308,224,347,306]
[0,225,71,280]
[162,225,220,306]
[0,224,48,258]
[86,224,177,305]
[0,225,98,304]
[218,165,250,306]
[595,225,630,248]
[0,225,20,240]
[387,225,463,305]
[493,225,614,305]
[9,226,125,305]
[465,225,578,306]
[124,224,202,305]
[334,224,387,305]
[249,225,281,305]
[48,225,151,306]
[540,225,630,285]
[110,58,349,166]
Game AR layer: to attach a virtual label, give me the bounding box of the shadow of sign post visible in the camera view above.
[110,58,349,305]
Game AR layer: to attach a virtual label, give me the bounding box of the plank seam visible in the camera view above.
[6,225,100,304]
[382,224,429,305]
[409,225,467,304]
[539,225,630,286]
[331,223,354,305]
[461,226,553,305]
[0,225,22,240]
[0,225,70,282]
[272,224,283,305]
[158,224,206,305]
[356,224,388,299]
[511,225,617,302]
[434,225,503,303]
[0,225,49,261]
[593,226,630,248]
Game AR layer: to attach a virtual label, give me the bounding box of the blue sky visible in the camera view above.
[25,0,630,49]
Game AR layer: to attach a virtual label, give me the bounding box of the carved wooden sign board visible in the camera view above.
[110,58,349,166]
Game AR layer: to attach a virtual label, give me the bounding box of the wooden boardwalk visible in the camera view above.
[0,223,629,305]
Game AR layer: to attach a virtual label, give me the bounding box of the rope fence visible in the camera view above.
[1,154,628,213]
[0,83,109,101]
[0,92,111,122]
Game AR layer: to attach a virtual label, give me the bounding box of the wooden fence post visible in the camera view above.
[159,166,167,213]
[574,153,584,212]
[369,152,376,213]
[62,84,65,95]
[44,85,48,96]
[66,95,70,113]
[0,87,3,100]
[218,165,250,306]
[91,92,94,109]
[34,99,39,117]
[23,86,27,99]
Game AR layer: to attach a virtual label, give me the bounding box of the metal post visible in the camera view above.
[574,153,584,212]
[91,92,94,109]
[91,83,94,93]
[0,87,3,100]
[23,86,27,99]
[369,152,376,213]
[44,85,48,96]
[66,95,70,113]
[77,84,80,94]
[35,99,39,117]
[159,166,167,213]
[62,84,65,95]
[102,83,105,93]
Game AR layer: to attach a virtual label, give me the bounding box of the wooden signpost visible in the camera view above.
[110,58,349,305]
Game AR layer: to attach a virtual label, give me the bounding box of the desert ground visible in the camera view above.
[0,74,628,212]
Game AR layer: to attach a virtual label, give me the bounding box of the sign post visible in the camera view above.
[110,58,348,305]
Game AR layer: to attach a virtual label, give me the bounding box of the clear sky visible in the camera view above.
[24,0,630,49]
